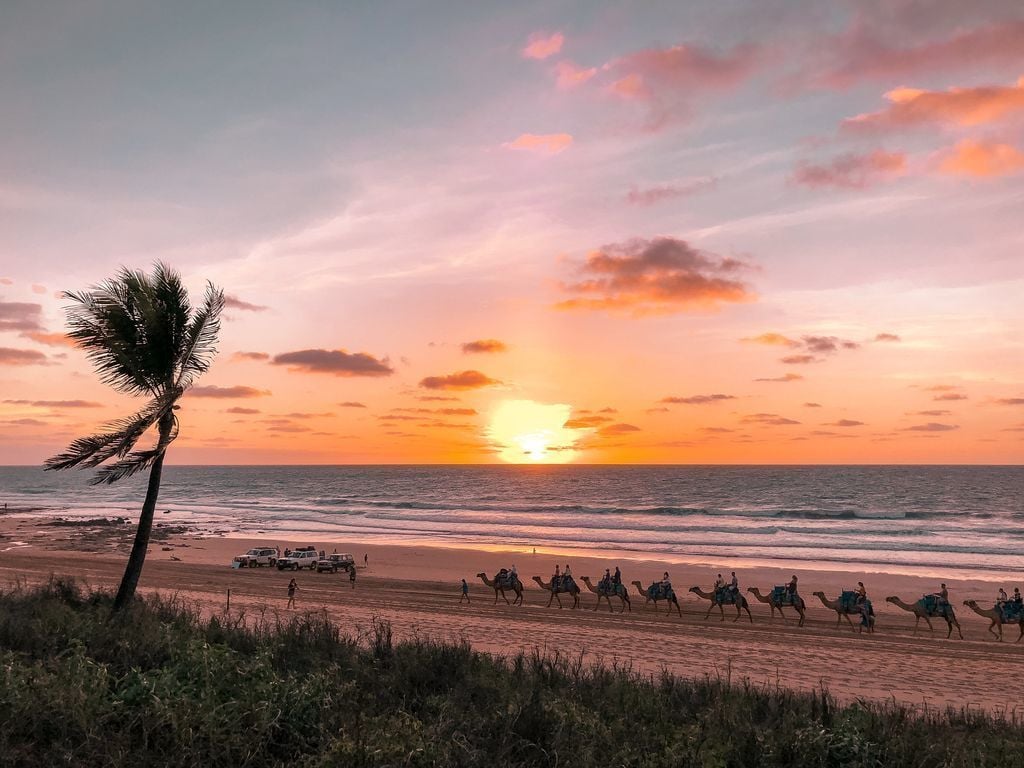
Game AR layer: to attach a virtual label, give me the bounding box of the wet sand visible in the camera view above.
[1,517,1022,715]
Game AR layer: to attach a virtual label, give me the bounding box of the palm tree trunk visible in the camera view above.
[112,421,171,611]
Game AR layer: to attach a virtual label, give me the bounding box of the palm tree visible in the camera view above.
[45,263,224,611]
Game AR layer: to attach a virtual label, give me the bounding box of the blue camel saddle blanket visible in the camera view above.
[998,602,1023,621]
[715,587,740,604]
[771,586,797,605]
[839,591,860,611]
[648,584,674,600]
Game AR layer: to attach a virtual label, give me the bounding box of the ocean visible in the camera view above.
[1,465,1021,580]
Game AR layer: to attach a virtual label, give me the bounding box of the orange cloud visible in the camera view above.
[555,61,596,89]
[845,77,1024,131]
[933,393,967,402]
[902,422,959,432]
[232,351,270,361]
[939,139,1024,177]
[792,150,906,188]
[188,385,271,398]
[522,31,563,60]
[564,415,613,429]
[419,370,501,390]
[21,331,75,347]
[598,422,641,436]
[556,236,754,315]
[825,419,865,427]
[225,407,260,415]
[461,339,507,354]
[996,398,1024,406]
[754,373,803,383]
[271,348,393,377]
[502,133,573,154]
[742,413,800,426]
[743,332,800,347]
[874,333,901,342]
[661,394,735,405]
[338,401,367,408]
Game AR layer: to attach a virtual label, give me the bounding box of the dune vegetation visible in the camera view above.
[0,579,1022,767]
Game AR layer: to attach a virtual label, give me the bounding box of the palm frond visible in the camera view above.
[43,392,177,471]
[90,414,180,485]
[176,281,225,390]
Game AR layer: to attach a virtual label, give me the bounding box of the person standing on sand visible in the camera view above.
[349,566,357,589]
[287,578,298,608]
[460,578,469,603]
[364,553,368,567]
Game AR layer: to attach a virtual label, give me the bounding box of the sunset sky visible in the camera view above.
[2,1,1024,464]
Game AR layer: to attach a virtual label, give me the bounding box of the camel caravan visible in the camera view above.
[472,566,1024,642]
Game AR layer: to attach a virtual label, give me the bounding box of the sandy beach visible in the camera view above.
[1,513,1021,715]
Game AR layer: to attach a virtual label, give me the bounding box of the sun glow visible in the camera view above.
[488,400,578,463]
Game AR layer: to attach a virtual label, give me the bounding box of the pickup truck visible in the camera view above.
[276,548,319,571]
[232,547,278,568]
[316,553,355,573]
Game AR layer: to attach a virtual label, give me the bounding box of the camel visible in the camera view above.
[813,592,874,633]
[689,586,753,623]
[631,580,681,616]
[580,576,631,613]
[963,600,1024,642]
[532,575,581,609]
[747,586,805,626]
[476,572,523,606]
[885,596,963,639]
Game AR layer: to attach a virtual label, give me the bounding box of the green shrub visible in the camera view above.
[0,579,1021,767]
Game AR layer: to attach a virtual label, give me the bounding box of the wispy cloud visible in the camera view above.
[502,133,573,154]
[419,370,501,390]
[522,31,564,60]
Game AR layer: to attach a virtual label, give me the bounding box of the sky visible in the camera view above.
[2,0,1024,465]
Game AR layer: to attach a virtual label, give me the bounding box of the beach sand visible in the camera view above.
[1,514,1022,715]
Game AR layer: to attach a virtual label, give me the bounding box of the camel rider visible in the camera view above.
[613,566,622,586]
[714,573,724,590]
[855,581,867,605]
[1014,588,1023,608]
[601,569,612,590]
[661,571,672,597]
[937,583,949,608]
[787,575,799,604]
[730,571,739,596]
[997,588,1008,609]
[511,564,518,581]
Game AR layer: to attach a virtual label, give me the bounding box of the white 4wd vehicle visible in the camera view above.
[277,548,319,571]
[233,547,278,568]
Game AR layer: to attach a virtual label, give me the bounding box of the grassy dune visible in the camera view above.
[0,580,1021,767]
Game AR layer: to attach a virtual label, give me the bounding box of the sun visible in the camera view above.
[487,400,579,463]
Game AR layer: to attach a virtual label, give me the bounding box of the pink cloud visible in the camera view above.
[271,348,394,377]
[754,373,804,383]
[792,150,906,188]
[188,385,271,398]
[820,20,1024,88]
[522,31,564,61]
[21,331,75,347]
[554,61,596,89]
[742,332,800,347]
[939,139,1024,177]
[626,177,716,206]
[502,133,573,154]
[224,295,268,312]
[0,347,48,365]
[844,77,1024,131]
[31,284,46,294]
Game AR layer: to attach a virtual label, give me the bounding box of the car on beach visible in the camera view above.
[276,548,319,571]
[232,547,278,568]
[316,553,355,573]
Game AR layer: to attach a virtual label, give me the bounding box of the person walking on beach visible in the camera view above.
[287,578,298,608]
[364,553,368,567]
[460,578,470,604]
[349,566,357,589]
